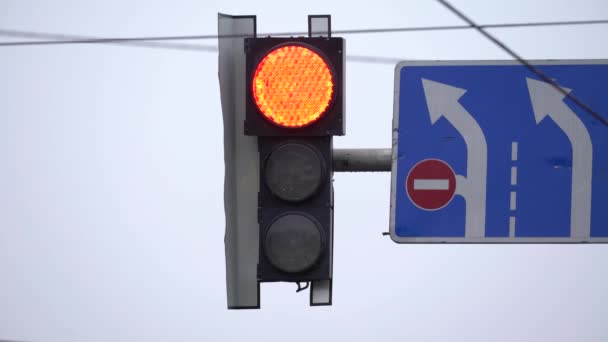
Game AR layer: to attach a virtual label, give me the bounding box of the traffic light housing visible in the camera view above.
[245,37,344,289]
[245,38,344,136]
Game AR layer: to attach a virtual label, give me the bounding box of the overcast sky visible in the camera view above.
[1,1,608,341]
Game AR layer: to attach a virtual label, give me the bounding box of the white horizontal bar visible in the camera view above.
[413,179,450,190]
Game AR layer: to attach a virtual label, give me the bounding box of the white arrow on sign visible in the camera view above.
[422,78,488,238]
[526,78,593,239]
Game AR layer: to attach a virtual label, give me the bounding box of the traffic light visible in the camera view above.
[244,37,344,292]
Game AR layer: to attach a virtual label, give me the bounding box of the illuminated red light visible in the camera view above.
[252,45,334,128]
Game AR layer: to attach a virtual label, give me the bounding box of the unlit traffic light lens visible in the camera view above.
[252,45,334,128]
[264,213,323,273]
[264,143,325,202]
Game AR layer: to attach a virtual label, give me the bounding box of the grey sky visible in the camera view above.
[1,0,607,341]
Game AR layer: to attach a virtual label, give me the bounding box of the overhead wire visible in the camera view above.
[0,19,607,47]
[1,15,606,124]
[2,19,607,65]
[0,29,405,64]
[435,0,608,126]
[0,29,217,50]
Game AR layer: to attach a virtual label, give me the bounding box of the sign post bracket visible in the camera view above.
[333,148,391,172]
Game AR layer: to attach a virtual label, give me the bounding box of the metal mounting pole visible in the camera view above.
[333,148,392,172]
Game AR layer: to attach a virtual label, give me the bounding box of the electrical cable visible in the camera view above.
[0,29,403,64]
[0,29,216,51]
[436,0,608,126]
[1,15,607,124]
[1,18,607,47]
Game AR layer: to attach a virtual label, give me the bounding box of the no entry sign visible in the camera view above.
[406,159,456,211]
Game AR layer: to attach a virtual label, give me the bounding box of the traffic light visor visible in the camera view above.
[252,45,334,128]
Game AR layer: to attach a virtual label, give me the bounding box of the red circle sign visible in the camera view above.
[406,159,456,211]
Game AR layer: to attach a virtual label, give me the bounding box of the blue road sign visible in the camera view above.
[389,60,608,243]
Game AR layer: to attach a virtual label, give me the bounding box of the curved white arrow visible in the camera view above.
[422,78,488,238]
[526,78,593,239]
